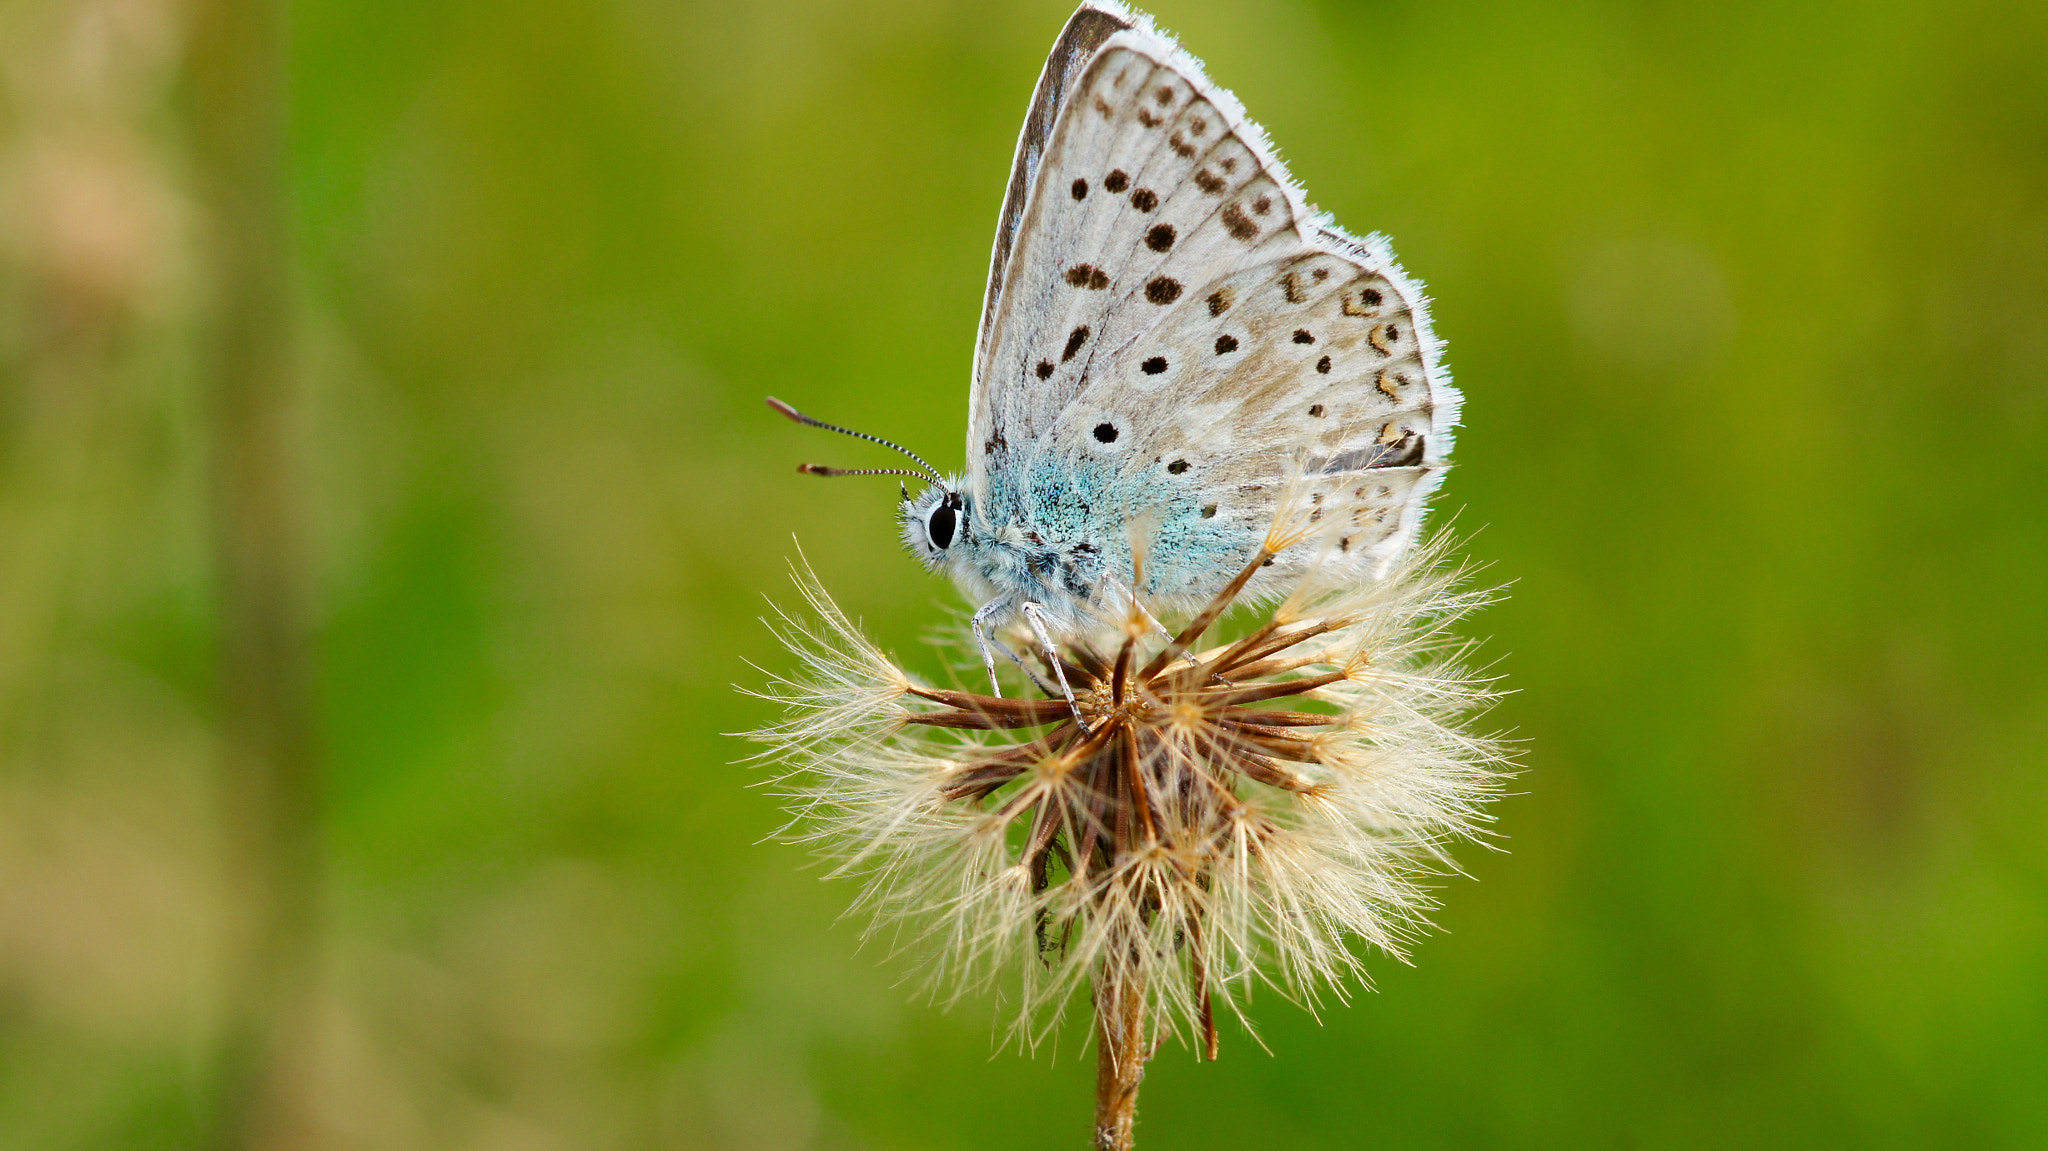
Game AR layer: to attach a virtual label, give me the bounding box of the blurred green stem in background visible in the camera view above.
[186,0,319,1146]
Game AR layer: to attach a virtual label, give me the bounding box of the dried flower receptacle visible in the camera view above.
[750,532,1505,1149]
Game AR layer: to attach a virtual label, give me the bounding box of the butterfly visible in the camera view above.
[772,0,1458,710]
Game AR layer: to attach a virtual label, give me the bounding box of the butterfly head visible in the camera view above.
[900,482,970,570]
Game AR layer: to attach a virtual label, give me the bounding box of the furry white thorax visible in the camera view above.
[901,479,1111,634]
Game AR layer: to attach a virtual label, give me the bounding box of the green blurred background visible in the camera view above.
[3,0,2045,1146]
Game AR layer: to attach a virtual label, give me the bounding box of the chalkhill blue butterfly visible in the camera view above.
[772,0,1459,714]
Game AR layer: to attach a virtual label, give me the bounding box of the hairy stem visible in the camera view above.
[1093,956,1147,1151]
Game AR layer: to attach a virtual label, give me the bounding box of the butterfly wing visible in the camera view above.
[977,2,1134,362]
[968,4,1459,596]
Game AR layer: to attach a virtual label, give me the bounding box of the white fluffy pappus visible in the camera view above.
[744,521,1509,1055]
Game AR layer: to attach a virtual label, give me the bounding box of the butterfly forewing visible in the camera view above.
[978,4,1134,353]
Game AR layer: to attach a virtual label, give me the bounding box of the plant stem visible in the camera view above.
[1093,957,1147,1151]
[187,0,320,1145]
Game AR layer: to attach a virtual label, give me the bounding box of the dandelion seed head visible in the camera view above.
[747,532,1508,1051]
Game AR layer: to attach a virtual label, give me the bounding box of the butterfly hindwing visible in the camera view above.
[1061,240,1449,580]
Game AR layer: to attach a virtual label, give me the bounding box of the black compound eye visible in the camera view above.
[926,502,957,550]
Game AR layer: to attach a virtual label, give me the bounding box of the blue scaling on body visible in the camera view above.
[915,453,1246,617]
[893,449,1253,711]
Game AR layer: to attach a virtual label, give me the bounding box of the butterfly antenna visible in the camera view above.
[766,397,945,486]
[796,465,936,481]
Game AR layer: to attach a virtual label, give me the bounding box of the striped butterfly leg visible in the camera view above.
[970,596,1015,697]
[1021,602,1090,732]
[972,595,1067,702]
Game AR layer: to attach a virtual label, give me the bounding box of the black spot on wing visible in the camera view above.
[1067,264,1111,290]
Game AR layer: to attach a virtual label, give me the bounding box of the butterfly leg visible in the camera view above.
[975,598,1081,702]
[992,636,1061,697]
[1020,602,1089,731]
[970,597,1014,698]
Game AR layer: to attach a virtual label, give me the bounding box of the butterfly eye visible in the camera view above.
[926,502,957,550]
